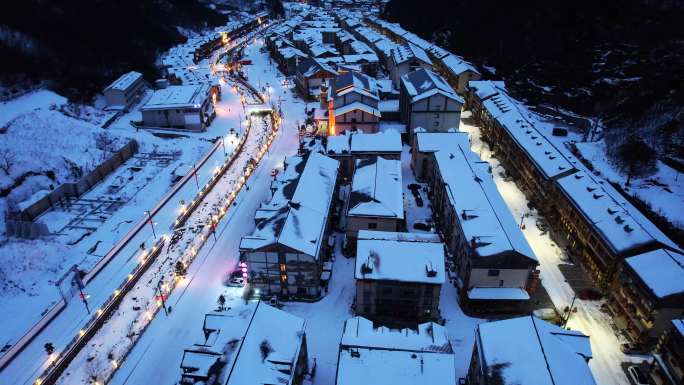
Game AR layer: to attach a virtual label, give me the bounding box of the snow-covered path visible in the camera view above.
[108,36,306,385]
[459,110,637,385]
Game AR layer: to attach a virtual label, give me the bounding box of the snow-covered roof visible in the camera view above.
[180,350,221,379]
[556,171,677,255]
[440,54,479,76]
[355,230,445,284]
[341,316,452,353]
[481,90,575,180]
[415,131,470,154]
[104,71,142,92]
[467,287,530,301]
[434,147,537,261]
[467,79,507,100]
[226,303,306,385]
[333,101,381,117]
[673,319,684,337]
[141,84,209,110]
[348,157,404,219]
[240,153,339,256]
[333,71,379,100]
[401,68,463,105]
[337,316,455,385]
[279,46,307,59]
[476,316,596,385]
[296,57,338,78]
[391,42,432,66]
[624,249,684,299]
[351,130,402,153]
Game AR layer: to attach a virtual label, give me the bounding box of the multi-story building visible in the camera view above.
[354,230,445,322]
[427,141,539,312]
[649,319,684,385]
[240,153,340,299]
[388,42,432,89]
[345,156,404,249]
[336,316,456,385]
[140,84,214,131]
[103,71,145,111]
[411,130,470,181]
[467,315,597,385]
[180,302,308,385]
[328,71,380,135]
[435,54,481,95]
[325,130,402,179]
[399,68,463,139]
[606,249,684,347]
[295,57,338,100]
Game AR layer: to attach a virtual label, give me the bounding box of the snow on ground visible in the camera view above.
[0,90,66,127]
[575,140,684,228]
[401,145,434,233]
[459,110,637,385]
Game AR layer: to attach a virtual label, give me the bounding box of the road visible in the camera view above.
[109,37,305,385]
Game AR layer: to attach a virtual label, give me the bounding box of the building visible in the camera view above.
[325,130,402,179]
[240,153,340,299]
[436,54,481,95]
[295,57,338,99]
[140,84,214,131]
[649,319,684,385]
[328,71,381,135]
[180,302,308,385]
[411,129,470,181]
[345,156,404,248]
[336,316,456,385]
[389,42,433,88]
[355,230,445,322]
[467,316,596,385]
[428,145,539,312]
[399,68,463,138]
[554,171,682,287]
[606,249,684,347]
[103,71,145,111]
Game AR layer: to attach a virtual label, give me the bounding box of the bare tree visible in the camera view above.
[615,136,658,186]
[0,149,16,175]
[94,132,117,161]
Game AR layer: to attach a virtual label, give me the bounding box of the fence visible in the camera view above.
[5,140,139,238]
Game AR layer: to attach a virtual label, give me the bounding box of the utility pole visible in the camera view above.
[562,293,578,329]
[156,277,169,316]
[144,210,156,239]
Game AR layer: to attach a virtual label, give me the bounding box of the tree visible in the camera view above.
[0,149,15,175]
[175,261,187,277]
[44,342,54,355]
[94,131,117,161]
[217,294,226,311]
[615,136,657,186]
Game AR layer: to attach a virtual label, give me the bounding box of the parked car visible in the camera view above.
[620,343,649,355]
[227,277,246,287]
[627,366,648,385]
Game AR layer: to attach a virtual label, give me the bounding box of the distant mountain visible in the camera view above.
[0,0,228,100]
[383,0,684,159]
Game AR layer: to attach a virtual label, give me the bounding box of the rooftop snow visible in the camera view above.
[624,249,684,299]
[467,80,507,100]
[240,153,339,256]
[477,316,596,385]
[434,147,537,261]
[467,287,530,300]
[391,42,432,66]
[480,90,575,179]
[401,68,463,104]
[333,101,381,117]
[355,230,445,284]
[142,84,209,110]
[337,317,455,385]
[556,171,675,255]
[348,157,404,219]
[104,71,142,92]
[341,316,452,353]
[333,71,379,100]
[415,131,470,154]
[351,130,402,153]
[440,54,479,76]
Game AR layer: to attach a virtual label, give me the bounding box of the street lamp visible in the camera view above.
[144,210,157,239]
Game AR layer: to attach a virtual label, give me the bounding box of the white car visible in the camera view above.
[228,277,245,287]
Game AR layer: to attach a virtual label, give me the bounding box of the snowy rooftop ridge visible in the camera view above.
[355,230,445,284]
[333,70,379,100]
[556,170,680,255]
[624,249,684,299]
[401,68,463,105]
[348,157,404,219]
[391,42,432,66]
[337,316,456,385]
[440,54,479,76]
[476,316,596,385]
[104,71,142,92]
[141,84,210,110]
[240,153,339,257]
[434,146,537,261]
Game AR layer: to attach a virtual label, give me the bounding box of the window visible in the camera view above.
[434,113,440,118]
[433,121,439,127]
[368,222,377,229]
[499,280,504,287]
[487,269,500,277]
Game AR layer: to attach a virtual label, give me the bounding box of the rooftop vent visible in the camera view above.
[586,186,596,192]
[607,207,618,215]
[593,193,604,199]
[615,215,625,224]
[361,262,373,275]
[624,225,634,233]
